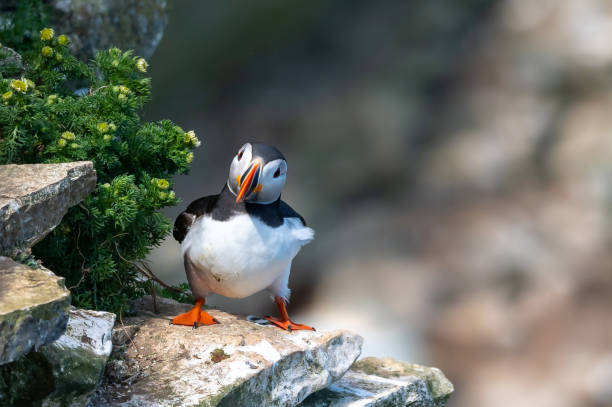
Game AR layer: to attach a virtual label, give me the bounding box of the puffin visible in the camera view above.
[171,142,315,331]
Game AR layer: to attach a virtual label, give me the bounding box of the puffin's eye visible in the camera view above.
[273,168,281,178]
[237,150,243,160]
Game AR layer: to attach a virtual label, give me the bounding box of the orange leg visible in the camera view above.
[171,298,218,328]
[265,296,315,332]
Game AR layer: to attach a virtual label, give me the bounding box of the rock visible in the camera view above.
[0,307,116,406]
[0,46,23,77]
[300,357,453,407]
[0,256,70,365]
[0,161,96,256]
[49,0,168,61]
[91,296,363,407]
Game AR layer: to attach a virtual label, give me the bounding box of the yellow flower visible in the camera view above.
[119,85,130,95]
[70,143,79,149]
[112,85,120,93]
[55,53,63,62]
[47,94,58,104]
[26,79,35,89]
[41,46,53,57]
[136,58,148,73]
[186,152,194,163]
[103,134,112,141]
[57,34,68,46]
[102,183,111,189]
[97,122,109,133]
[40,28,54,41]
[109,123,117,131]
[118,94,127,101]
[61,131,76,140]
[168,191,176,200]
[58,139,67,147]
[184,130,201,147]
[156,179,169,190]
[2,91,12,101]
[111,59,119,67]
[158,192,167,200]
[10,79,27,93]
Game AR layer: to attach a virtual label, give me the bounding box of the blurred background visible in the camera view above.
[135,1,612,406]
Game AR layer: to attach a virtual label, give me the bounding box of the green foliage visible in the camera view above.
[0,0,51,56]
[0,27,200,315]
[156,283,194,304]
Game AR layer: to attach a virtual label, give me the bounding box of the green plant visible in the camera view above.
[0,26,200,315]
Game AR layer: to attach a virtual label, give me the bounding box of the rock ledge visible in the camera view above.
[92,296,363,407]
[0,161,96,255]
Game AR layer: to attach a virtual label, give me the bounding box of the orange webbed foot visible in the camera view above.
[264,296,315,332]
[171,298,218,328]
[264,316,315,332]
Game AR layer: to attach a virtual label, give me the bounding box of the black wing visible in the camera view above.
[279,200,306,226]
[173,195,219,243]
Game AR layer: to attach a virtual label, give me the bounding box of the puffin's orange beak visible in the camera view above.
[236,163,259,203]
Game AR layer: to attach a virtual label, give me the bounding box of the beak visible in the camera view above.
[236,162,260,203]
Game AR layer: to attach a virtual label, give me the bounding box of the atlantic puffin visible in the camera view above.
[171,142,315,331]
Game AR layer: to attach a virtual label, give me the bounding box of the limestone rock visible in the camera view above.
[0,307,116,406]
[0,256,70,365]
[91,296,363,407]
[301,357,453,407]
[50,0,168,61]
[0,161,96,255]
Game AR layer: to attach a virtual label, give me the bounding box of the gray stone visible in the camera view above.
[0,46,23,77]
[40,308,116,406]
[50,0,168,61]
[301,357,454,407]
[0,307,115,406]
[91,296,363,407]
[0,256,71,365]
[0,161,96,256]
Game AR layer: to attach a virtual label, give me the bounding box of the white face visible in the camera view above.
[227,143,287,204]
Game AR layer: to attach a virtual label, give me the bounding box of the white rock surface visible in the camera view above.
[91,296,363,407]
[300,357,454,407]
